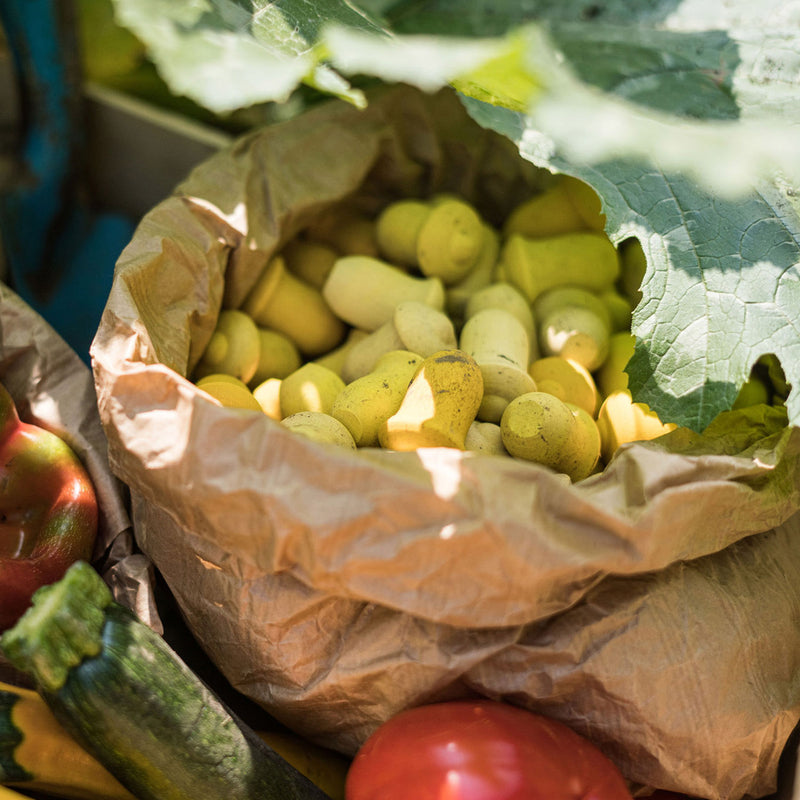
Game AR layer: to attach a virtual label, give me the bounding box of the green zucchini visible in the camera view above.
[0,561,332,800]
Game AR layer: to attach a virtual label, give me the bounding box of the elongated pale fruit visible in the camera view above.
[380,350,483,450]
[464,281,535,344]
[196,375,263,411]
[596,390,677,463]
[332,350,423,447]
[251,328,302,385]
[341,322,405,384]
[392,301,458,359]
[194,309,260,384]
[561,174,606,231]
[322,256,445,331]
[596,331,635,398]
[279,363,345,417]
[533,286,611,332]
[281,412,356,449]
[464,420,507,456]
[503,177,588,238]
[460,308,537,423]
[500,392,575,472]
[375,200,431,267]
[504,175,606,238]
[539,305,610,372]
[528,356,599,417]
[416,199,484,284]
[341,301,456,383]
[501,232,620,302]
[243,255,346,356]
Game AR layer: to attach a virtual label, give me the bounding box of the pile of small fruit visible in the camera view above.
[190,173,783,482]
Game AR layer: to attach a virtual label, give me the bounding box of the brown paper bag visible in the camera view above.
[91,85,800,799]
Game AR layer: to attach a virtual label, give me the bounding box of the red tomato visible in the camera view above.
[345,700,633,800]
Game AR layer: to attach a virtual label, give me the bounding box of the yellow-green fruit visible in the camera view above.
[528,356,599,417]
[341,323,406,384]
[561,174,606,232]
[392,300,458,358]
[533,286,612,332]
[560,402,602,482]
[196,375,263,412]
[503,176,590,239]
[596,331,635,398]
[196,373,247,387]
[446,225,500,321]
[332,350,423,447]
[323,256,445,332]
[618,237,648,306]
[539,305,610,372]
[380,350,483,451]
[500,392,576,471]
[375,200,431,267]
[464,420,507,456]
[279,362,346,417]
[252,378,282,419]
[501,232,620,303]
[243,255,346,356]
[416,199,484,284]
[596,390,677,463]
[464,281,535,345]
[194,309,261,384]
[250,328,302,385]
[281,411,357,449]
[460,308,537,423]
[281,239,339,289]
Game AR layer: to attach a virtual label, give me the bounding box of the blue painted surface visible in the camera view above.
[0,0,135,363]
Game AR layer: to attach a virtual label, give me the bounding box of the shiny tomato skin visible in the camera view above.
[345,700,633,800]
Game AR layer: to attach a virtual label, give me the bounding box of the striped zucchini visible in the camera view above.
[0,561,332,800]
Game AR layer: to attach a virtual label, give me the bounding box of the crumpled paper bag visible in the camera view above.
[90,85,800,799]
[0,281,159,635]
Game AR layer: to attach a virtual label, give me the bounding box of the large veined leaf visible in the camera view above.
[462,97,800,432]
[108,0,388,109]
[107,0,800,431]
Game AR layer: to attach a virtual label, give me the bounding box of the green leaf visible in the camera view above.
[104,0,800,431]
[620,174,800,432]
[109,0,388,111]
[108,2,800,191]
[461,95,800,431]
